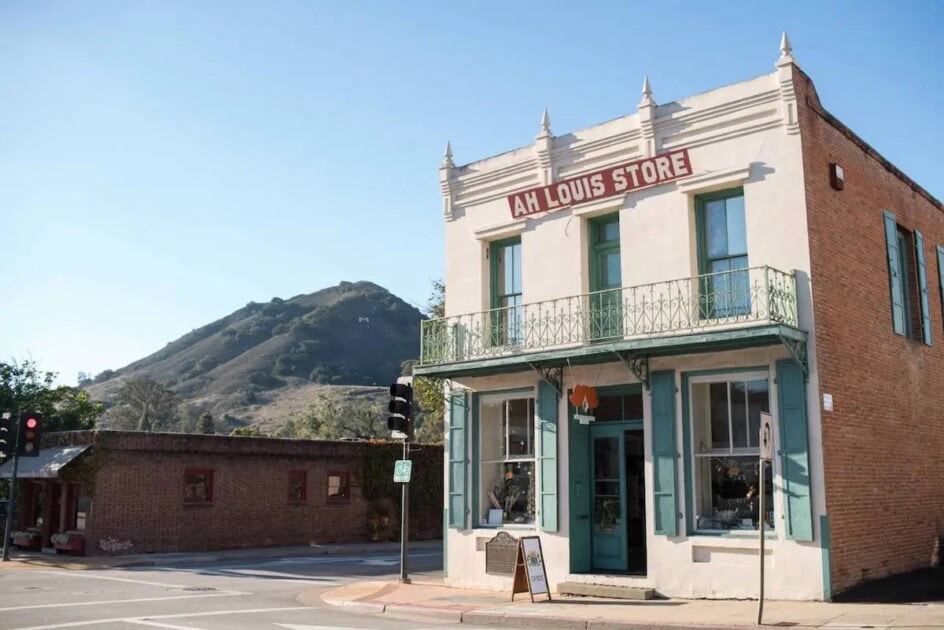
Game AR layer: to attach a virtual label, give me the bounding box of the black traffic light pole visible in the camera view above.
[2,409,22,562]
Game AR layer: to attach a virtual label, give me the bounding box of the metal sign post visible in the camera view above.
[757,411,774,625]
[398,435,411,584]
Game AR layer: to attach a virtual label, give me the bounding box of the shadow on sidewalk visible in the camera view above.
[833,566,944,604]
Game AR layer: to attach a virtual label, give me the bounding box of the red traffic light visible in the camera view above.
[26,418,38,429]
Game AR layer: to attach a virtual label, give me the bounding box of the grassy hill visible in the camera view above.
[85,281,423,430]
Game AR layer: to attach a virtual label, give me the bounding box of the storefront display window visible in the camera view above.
[690,374,773,531]
[479,394,535,526]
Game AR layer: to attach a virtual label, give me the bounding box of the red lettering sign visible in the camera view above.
[507,148,692,219]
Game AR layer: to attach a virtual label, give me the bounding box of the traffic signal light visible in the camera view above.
[0,413,13,459]
[18,412,41,457]
[387,382,413,437]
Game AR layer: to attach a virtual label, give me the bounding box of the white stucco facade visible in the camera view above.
[429,43,828,601]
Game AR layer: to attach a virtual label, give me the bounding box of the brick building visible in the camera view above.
[0,431,442,556]
[414,33,943,600]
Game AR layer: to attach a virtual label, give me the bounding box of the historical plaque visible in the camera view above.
[485,532,518,575]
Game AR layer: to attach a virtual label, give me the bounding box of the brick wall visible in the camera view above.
[48,431,442,556]
[794,66,944,593]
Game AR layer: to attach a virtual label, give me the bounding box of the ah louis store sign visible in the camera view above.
[507,148,692,219]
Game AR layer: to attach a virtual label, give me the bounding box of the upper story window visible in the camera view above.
[884,210,931,345]
[696,188,749,318]
[589,214,622,340]
[490,238,522,345]
[689,374,772,532]
[479,393,535,526]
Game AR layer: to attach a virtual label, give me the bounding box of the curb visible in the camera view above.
[8,540,442,570]
[461,612,750,630]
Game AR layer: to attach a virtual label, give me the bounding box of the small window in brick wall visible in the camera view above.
[327,471,350,502]
[184,468,214,503]
[289,471,307,501]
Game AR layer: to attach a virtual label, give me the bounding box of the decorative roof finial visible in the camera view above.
[442,141,454,168]
[778,30,794,63]
[540,108,551,134]
[639,75,654,107]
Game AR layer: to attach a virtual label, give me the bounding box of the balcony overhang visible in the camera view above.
[413,324,807,380]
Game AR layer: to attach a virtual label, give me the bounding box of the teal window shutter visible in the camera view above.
[776,359,813,542]
[537,381,559,532]
[914,230,932,346]
[884,211,906,336]
[650,371,678,536]
[937,245,944,336]
[447,393,468,529]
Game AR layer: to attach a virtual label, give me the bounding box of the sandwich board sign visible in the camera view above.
[511,536,551,602]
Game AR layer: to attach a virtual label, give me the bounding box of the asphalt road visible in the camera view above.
[0,548,475,630]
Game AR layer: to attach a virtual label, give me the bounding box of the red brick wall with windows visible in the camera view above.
[46,431,442,556]
[794,65,944,594]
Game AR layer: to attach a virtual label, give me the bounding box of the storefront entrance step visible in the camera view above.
[558,582,654,600]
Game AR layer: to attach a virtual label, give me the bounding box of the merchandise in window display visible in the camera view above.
[487,467,533,524]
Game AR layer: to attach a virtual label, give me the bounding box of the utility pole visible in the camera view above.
[2,409,22,562]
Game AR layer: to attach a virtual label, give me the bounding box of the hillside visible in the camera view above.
[85,281,424,429]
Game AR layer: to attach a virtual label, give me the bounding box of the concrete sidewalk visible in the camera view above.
[0,539,441,571]
[316,579,944,629]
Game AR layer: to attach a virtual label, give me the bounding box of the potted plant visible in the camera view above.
[51,531,85,555]
[11,529,41,550]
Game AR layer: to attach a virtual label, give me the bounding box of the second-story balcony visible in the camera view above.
[416,266,805,376]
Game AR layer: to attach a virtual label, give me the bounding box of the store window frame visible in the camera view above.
[289,470,307,501]
[472,388,537,529]
[695,187,750,318]
[684,369,775,536]
[327,471,350,503]
[184,468,214,504]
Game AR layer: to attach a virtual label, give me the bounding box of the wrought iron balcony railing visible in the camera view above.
[419,266,799,366]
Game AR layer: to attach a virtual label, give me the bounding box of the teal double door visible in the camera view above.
[570,418,647,574]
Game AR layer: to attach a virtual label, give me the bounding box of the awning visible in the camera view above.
[0,446,90,479]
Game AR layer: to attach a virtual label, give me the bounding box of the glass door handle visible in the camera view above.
[577,515,589,520]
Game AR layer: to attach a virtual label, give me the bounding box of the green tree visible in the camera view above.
[412,278,446,442]
[230,426,269,437]
[280,391,385,440]
[103,376,178,431]
[196,412,215,434]
[0,360,104,431]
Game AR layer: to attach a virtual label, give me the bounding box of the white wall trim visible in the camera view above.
[676,164,752,193]
[473,220,527,241]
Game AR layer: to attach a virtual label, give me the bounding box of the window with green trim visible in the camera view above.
[478,393,535,526]
[689,373,772,532]
[490,238,522,346]
[895,227,918,340]
[696,189,750,318]
[588,214,622,340]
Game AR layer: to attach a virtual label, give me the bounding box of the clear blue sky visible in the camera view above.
[1,1,941,385]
